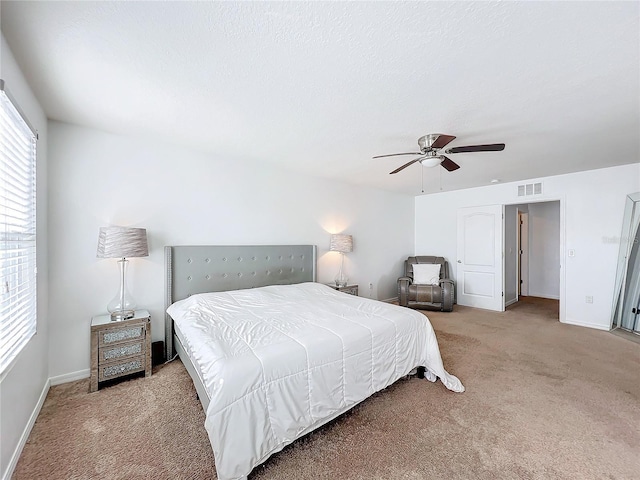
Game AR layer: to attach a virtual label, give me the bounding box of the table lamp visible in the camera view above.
[330,233,353,287]
[97,226,148,321]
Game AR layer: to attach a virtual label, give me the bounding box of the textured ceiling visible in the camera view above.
[1,1,639,196]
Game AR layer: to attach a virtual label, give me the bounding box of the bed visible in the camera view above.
[164,245,464,480]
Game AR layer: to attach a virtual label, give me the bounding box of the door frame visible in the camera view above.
[518,211,529,297]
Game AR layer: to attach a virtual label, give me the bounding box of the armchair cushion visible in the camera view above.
[412,263,441,285]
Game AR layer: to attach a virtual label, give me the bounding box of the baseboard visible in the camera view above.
[505,298,518,307]
[3,379,50,480]
[381,296,398,303]
[49,369,90,386]
[561,318,610,331]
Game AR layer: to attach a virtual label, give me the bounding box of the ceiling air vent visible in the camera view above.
[517,182,543,197]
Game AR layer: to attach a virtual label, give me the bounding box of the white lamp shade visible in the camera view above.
[330,234,353,253]
[420,156,442,168]
[97,226,149,259]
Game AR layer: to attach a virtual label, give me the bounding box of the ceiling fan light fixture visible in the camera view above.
[420,156,441,168]
[374,133,505,175]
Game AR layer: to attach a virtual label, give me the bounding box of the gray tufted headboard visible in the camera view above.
[164,245,317,359]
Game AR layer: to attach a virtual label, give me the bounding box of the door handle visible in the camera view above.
[457,260,462,263]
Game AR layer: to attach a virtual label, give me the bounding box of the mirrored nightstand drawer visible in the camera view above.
[99,339,145,363]
[98,356,146,382]
[98,324,145,346]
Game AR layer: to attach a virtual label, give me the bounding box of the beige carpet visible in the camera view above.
[13,298,640,479]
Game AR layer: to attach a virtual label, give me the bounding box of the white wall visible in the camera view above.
[528,201,560,299]
[415,163,640,330]
[47,121,415,379]
[0,36,49,480]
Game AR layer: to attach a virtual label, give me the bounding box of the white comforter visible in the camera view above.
[167,282,464,480]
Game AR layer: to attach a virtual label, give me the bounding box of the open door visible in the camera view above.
[456,205,505,311]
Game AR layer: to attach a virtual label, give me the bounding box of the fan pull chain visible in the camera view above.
[421,164,424,193]
[439,166,443,191]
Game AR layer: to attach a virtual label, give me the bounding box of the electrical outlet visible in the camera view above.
[585,296,593,304]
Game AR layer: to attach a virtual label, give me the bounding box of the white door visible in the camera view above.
[457,205,504,311]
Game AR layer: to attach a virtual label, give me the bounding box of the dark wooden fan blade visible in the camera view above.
[390,158,420,174]
[446,143,505,154]
[373,152,422,159]
[440,156,460,172]
[431,134,457,149]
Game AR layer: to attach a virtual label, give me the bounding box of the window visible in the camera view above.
[0,80,37,375]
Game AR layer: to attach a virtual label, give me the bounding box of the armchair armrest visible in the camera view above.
[398,276,412,307]
[440,278,454,312]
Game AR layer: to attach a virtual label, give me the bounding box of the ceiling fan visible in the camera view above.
[374,134,505,174]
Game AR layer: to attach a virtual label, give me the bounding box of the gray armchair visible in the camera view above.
[398,256,454,312]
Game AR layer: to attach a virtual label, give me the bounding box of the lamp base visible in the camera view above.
[107,259,137,321]
[335,252,348,287]
[334,272,348,288]
[110,309,135,321]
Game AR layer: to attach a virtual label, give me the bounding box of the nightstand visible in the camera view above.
[90,310,151,392]
[327,284,359,296]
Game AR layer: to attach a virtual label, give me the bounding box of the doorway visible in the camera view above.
[506,201,560,317]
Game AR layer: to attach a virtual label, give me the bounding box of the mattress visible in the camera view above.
[167,282,464,480]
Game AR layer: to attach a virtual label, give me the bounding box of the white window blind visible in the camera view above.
[0,80,37,375]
